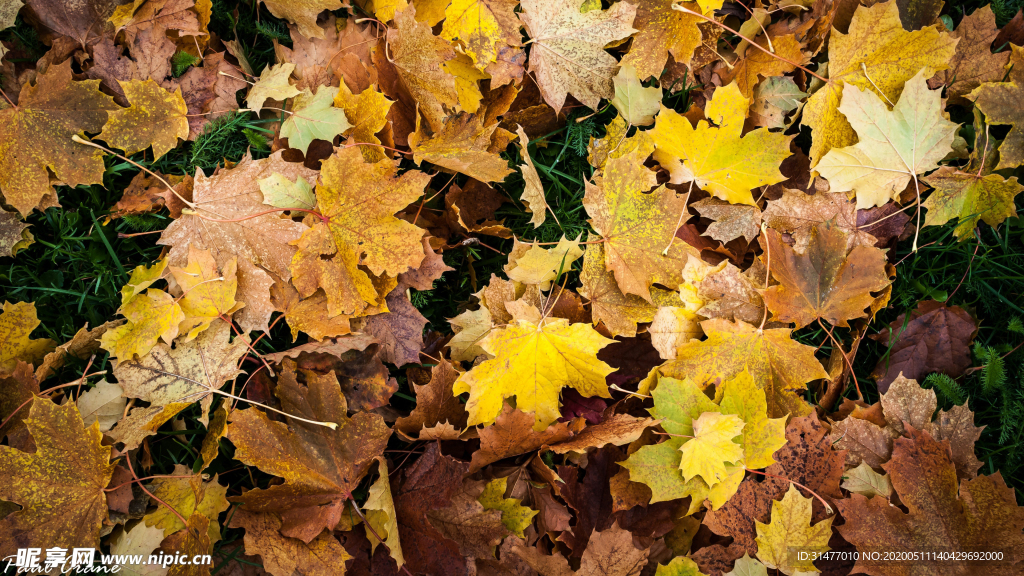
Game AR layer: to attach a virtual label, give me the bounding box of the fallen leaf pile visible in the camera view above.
[1,0,1023,574]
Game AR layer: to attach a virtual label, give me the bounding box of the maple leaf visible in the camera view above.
[692,198,761,244]
[579,243,681,338]
[469,402,574,472]
[161,512,212,576]
[440,0,520,70]
[749,76,807,130]
[761,221,891,328]
[112,319,246,425]
[362,284,429,366]
[258,173,316,211]
[506,235,584,289]
[698,261,768,326]
[970,45,1024,170]
[479,476,538,538]
[841,461,893,498]
[679,412,746,486]
[258,0,342,40]
[0,60,118,216]
[803,0,957,165]
[703,415,845,553]
[922,166,1023,240]
[547,412,658,454]
[334,82,393,163]
[409,112,515,183]
[583,149,690,301]
[387,5,459,133]
[157,152,318,333]
[227,366,391,542]
[760,189,876,252]
[817,71,958,209]
[929,6,1010,105]
[722,35,808,99]
[870,300,977,390]
[290,146,427,316]
[229,508,353,575]
[651,82,792,206]
[100,288,185,361]
[0,398,116,555]
[121,258,169,306]
[280,87,352,154]
[453,316,615,431]
[391,443,473,575]
[395,360,468,441]
[269,279,353,342]
[519,0,637,111]
[245,62,301,113]
[99,79,188,160]
[657,318,827,418]
[610,64,663,127]
[144,464,229,543]
[0,301,56,375]
[718,370,787,470]
[838,428,1024,576]
[754,485,833,575]
[169,247,242,341]
[1,0,23,31]
[173,52,247,139]
[620,0,704,81]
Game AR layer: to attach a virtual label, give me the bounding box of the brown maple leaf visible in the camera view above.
[870,300,978,391]
[838,427,1024,576]
[762,220,892,328]
[0,60,118,216]
[226,366,391,542]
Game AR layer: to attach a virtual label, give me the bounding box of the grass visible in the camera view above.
[1,0,1024,570]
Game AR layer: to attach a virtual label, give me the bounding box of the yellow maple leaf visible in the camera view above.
[755,485,833,575]
[170,247,243,341]
[334,83,393,161]
[387,5,459,133]
[620,0,704,81]
[409,112,514,183]
[0,60,118,216]
[651,82,792,206]
[610,64,663,126]
[802,0,956,165]
[718,370,788,469]
[441,0,520,70]
[453,317,615,430]
[584,149,691,302]
[0,398,117,556]
[121,258,169,306]
[505,235,583,289]
[657,318,827,418]
[290,147,428,317]
[99,79,189,160]
[441,53,488,113]
[143,464,230,543]
[364,458,404,567]
[579,243,682,338]
[678,412,745,486]
[246,62,301,114]
[519,0,637,111]
[100,288,185,361]
[515,126,550,228]
[0,301,57,375]
[479,476,538,538]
